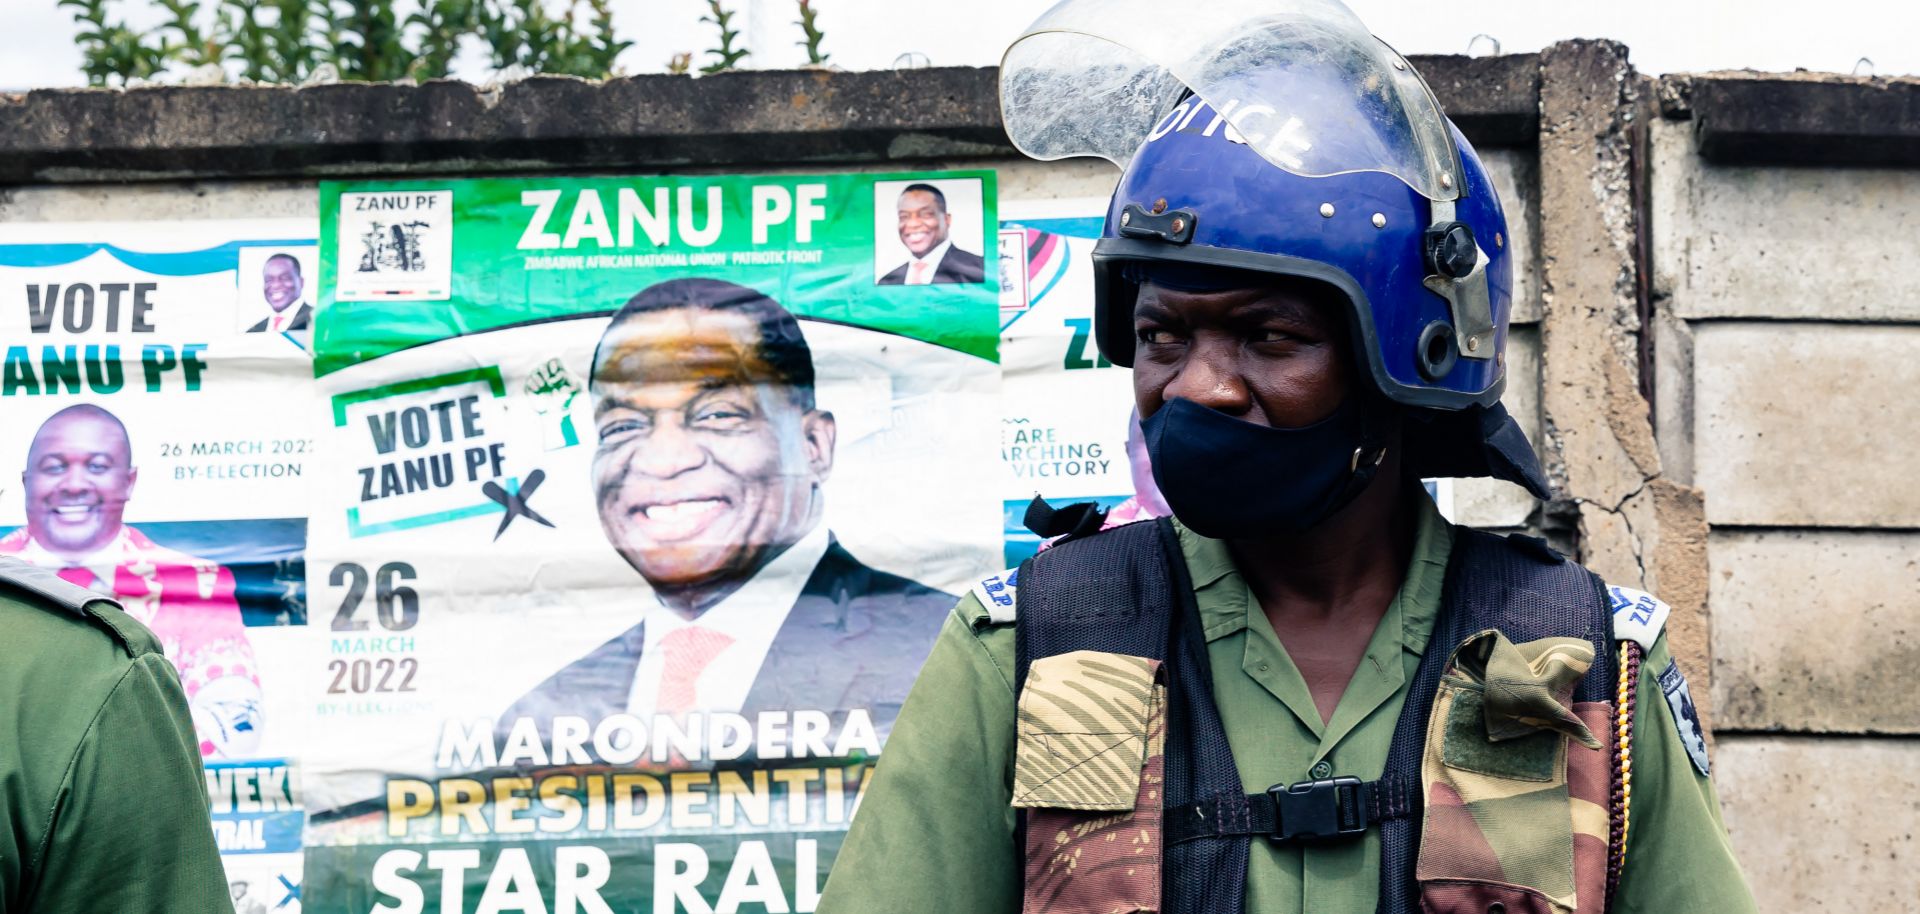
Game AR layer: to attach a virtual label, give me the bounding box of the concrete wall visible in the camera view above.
[1649,112,1920,910]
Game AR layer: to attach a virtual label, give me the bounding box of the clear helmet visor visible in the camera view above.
[1000,0,1462,201]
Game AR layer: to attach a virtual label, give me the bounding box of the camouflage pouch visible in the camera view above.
[1418,630,1613,914]
[1016,650,1164,914]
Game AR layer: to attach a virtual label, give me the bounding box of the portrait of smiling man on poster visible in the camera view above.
[876,181,986,285]
[1,403,264,759]
[500,277,955,751]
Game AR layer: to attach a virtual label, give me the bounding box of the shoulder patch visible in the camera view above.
[970,568,1019,626]
[1608,584,1670,653]
[1658,659,1712,776]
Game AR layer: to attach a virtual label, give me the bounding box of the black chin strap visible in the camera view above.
[1163,774,1418,847]
[1319,393,1400,520]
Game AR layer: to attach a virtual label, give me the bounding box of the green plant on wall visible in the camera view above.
[60,0,170,85]
[61,0,634,87]
[699,0,748,74]
[156,0,219,69]
[796,0,827,65]
[205,0,325,84]
[405,0,480,80]
[477,0,630,78]
[331,0,409,81]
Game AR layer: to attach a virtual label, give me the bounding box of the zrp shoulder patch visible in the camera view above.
[1608,584,1670,653]
[970,568,1019,626]
[1658,659,1712,776]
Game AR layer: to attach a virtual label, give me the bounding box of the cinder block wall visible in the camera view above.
[1649,114,1920,912]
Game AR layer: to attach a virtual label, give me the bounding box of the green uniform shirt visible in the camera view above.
[821,500,1755,913]
[0,578,231,913]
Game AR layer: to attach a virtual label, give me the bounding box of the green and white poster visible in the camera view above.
[304,171,1003,913]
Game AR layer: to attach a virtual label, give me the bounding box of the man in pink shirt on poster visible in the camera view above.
[1102,407,1172,528]
[2,404,263,758]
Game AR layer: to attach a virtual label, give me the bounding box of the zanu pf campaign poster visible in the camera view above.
[304,172,1003,913]
[0,219,316,910]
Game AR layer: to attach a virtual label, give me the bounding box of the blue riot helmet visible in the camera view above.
[1001,0,1549,496]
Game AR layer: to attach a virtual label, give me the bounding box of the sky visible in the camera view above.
[3,0,1917,91]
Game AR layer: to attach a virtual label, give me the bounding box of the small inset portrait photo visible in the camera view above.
[236,245,318,336]
[873,178,986,286]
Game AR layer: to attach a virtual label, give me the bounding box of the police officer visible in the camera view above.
[0,556,231,912]
[819,2,1755,912]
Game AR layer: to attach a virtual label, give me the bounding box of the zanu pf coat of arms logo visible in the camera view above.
[357,221,433,274]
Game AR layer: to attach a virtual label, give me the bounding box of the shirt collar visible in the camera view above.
[1394,493,1452,656]
[1176,488,1454,652]
[642,521,831,642]
[13,526,137,595]
[14,525,134,568]
[910,239,953,267]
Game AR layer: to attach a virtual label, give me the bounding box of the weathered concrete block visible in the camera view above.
[1652,118,1920,321]
[0,56,1540,184]
[1483,148,1542,325]
[1716,736,1920,912]
[1710,529,1920,733]
[1651,307,1697,485]
[1454,325,1541,528]
[0,180,317,223]
[1679,72,1920,168]
[1693,322,1920,527]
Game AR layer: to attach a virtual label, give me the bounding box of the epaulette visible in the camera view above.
[1609,582,1712,779]
[0,555,106,614]
[968,567,1019,628]
[1607,583,1670,653]
[0,555,143,657]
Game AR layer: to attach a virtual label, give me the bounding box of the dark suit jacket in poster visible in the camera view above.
[877,246,986,285]
[497,538,957,760]
[247,302,313,333]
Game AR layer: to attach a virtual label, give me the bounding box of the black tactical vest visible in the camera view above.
[1012,517,1618,914]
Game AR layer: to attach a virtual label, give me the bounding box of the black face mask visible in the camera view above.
[1141,397,1382,539]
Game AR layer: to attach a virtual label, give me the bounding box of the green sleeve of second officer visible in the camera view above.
[823,597,1020,913]
[0,561,232,913]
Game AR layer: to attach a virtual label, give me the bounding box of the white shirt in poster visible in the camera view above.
[904,239,954,285]
[623,523,831,717]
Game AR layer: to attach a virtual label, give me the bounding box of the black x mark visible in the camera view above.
[482,468,555,540]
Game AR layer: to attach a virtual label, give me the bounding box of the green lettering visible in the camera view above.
[3,346,40,396]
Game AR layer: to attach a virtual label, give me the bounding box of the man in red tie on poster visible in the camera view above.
[1,404,263,758]
[500,279,955,760]
[245,252,314,334]
[877,184,986,285]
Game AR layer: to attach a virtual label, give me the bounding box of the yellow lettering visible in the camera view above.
[492,777,535,834]
[670,772,714,828]
[439,778,488,836]
[613,774,666,831]
[538,775,583,834]
[386,779,435,838]
[717,770,772,828]
[771,768,820,824]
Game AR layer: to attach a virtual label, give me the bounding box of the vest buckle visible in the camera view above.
[1267,776,1367,843]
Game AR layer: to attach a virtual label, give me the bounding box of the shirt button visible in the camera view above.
[1310,760,1334,779]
